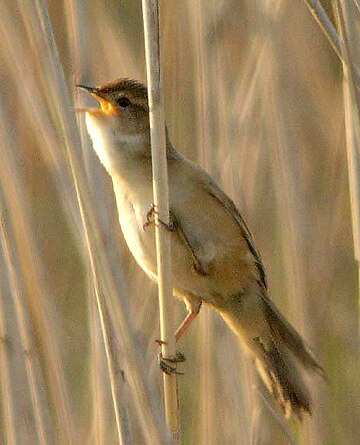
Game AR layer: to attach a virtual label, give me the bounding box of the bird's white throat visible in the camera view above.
[85,112,148,175]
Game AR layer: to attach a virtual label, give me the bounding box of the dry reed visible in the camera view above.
[0,1,359,444]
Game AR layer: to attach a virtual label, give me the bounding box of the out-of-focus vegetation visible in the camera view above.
[0,1,359,444]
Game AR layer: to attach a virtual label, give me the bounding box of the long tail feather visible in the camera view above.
[219,291,323,419]
[261,294,324,377]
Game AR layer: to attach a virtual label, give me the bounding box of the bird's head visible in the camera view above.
[77,78,150,138]
[77,78,152,173]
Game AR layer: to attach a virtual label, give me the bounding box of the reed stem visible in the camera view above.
[142,0,180,442]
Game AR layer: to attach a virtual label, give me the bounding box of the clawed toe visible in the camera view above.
[158,352,185,375]
[143,204,175,231]
[143,204,156,230]
[156,339,186,375]
[162,351,186,364]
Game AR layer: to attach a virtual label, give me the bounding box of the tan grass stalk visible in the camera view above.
[0,213,48,445]
[0,222,17,445]
[142,0,180,442]
[302,0,360,85]
[191,5,219,444]
[64,2,131,442]
[17,0,169,443]
[0,90,68,443]
[4,0,357,442]
[25,0,125,434]
[302,0,343,60]
[334,2,360,112]
[0,161,71,440]
[333,0,360,327]
[256,5,311,442]
[89,296,106,445]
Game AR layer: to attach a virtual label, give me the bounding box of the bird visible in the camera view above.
[77,77,324,419]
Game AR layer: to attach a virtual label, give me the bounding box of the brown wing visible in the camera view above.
[167,149,267,289]
[201,172,267,289]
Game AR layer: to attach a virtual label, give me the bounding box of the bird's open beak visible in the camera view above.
[76,84,97,95]
[76,84,116,114]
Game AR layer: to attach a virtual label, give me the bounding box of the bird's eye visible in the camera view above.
[117,96,131,108]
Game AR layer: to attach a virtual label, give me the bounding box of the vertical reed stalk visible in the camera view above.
[65,2,131,442]
[22,2,125,442]
[192,4,217,444]
[0,92,69,443]
[142,0,180,442]
[302,0,360,84]
[302,0,343,60]
[0,216,17,445]
[0,215,48,445]
[333,0,360,328]
[17,1,169,443]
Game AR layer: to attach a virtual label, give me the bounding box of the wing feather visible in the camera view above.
[200,172,267,289]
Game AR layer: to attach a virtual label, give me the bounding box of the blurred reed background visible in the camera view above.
[0,0,359,444]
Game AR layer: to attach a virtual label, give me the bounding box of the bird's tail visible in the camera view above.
[219,292,324,419]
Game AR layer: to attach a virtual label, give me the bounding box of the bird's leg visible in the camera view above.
[175,301,202,342]
[144,206,208,276]
[156,299,202,373]
[174,224,209,276]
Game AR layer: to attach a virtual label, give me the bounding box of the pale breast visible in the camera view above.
[112,176,213,299]
[113,180,158,281]
[85,112,118,175]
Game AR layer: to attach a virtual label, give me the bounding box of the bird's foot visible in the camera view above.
[155,339,186,375]
[158,352,186,375]
[143,204,175,231]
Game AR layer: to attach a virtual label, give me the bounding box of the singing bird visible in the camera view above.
[78,78,323,419]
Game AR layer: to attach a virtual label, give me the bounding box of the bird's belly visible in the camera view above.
[115,193,212,298]
[117,198,158,281]
[114,188,250,304]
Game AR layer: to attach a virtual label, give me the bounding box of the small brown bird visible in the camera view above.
[78,78,323,419]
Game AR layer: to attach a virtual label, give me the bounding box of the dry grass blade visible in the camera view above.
[142,0,179,442]
[0,221,18,445]
[333,1,360,331]
[18,0,127,441]
[0,85,74,443]
[302,0,360,86]
[302,0,343,60]
[0,213,48,445]
[15,0,170,443]
[353,0,360,13]
[0,0,359,443]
